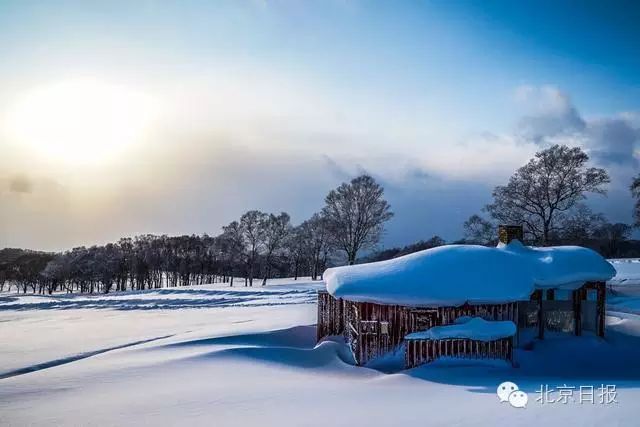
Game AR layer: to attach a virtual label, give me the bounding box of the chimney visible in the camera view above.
[498,225,523,244]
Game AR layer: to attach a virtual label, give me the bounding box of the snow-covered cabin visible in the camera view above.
[317,225,616,366]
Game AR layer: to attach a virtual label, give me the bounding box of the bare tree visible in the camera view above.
[594,222,632,257]
[307,213,332,280]
[485,145,609,245]
[296,213,332,279]
[285,225,308,281]
[463,214,496,245]
[261,212,291,286]
[323,175,393,265]
[556,204,606,245]
[220,221,244,286]
[240,210,267,286]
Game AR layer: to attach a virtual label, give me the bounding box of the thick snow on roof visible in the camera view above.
[324,241,615,307]
[405,317,516,341]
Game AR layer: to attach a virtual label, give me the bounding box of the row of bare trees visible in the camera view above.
[0,175,394,294]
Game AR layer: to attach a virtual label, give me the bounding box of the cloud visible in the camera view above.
[586,117,640,166]
[513,84,640,167]
[317,155,494,247]
[515,85,586,143]
[8,174,33,193]
[322,155,358,181]
[1,73,637,251]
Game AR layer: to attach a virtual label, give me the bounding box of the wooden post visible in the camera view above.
[405,341,409,368]
[514,302,520,347]
[337,298,344,336]
[317,291,325,342]
[597,281,606,338]
[535,290,544,339]
[573,288,582,336]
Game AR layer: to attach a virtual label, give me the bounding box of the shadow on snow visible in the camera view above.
[160,321,640,393]
[0,334,175,380]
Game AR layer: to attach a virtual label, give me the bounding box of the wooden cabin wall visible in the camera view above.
[320,294,519,366]
[318,281,606,366]
[348,301,416,365]
[517,281,606,341]
[316,291,344,341]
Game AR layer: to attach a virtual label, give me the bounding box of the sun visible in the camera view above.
[6,78,157,165]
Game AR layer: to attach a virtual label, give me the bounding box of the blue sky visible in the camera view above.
[0,1,638,250]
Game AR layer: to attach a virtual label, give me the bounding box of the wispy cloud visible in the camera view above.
[7,174,33,194]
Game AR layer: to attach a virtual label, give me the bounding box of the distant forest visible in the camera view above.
[0,175,393,294]
[2,144,640,295]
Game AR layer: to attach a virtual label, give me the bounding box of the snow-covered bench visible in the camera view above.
[404,317,516,368]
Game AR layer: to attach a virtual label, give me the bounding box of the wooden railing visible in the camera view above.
[405,337,513,369]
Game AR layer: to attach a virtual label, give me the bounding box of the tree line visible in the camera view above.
[0,175,393,294]
[462,144,640,257]
[2,144,640,295]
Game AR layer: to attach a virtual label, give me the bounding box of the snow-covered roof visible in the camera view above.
[405,317,516,341]
[324,241,616,307]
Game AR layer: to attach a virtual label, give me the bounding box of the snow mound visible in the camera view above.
[324,241,615,306]
[608,259,640,294]
[205,339,357,370]
[405,317,516,341]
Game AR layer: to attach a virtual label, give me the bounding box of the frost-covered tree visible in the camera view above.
[485,145,609,245]
[323,175,393,265]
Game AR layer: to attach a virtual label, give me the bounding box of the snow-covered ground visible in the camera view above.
[608,259,640,317]
[609,259,640,293]
[1,276,640,426]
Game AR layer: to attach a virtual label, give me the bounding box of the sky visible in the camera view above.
[0,0,639,251]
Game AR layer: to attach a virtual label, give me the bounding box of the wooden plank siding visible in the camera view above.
[405,337,513,368]
[317,291,518,366]
[316,290,344,341]
[585,281,606,338]
[317,280,606,367]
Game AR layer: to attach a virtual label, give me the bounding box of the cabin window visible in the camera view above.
[380,321,389,335]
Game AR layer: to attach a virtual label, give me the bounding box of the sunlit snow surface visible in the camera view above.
[1,276,640,426]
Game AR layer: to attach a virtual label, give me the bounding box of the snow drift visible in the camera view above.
[324,241,615,307]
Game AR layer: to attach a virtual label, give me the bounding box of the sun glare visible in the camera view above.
[6,78,157,165]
